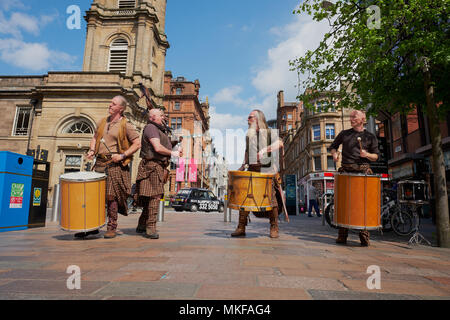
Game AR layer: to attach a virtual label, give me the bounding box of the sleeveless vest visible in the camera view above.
[94,117,131,166]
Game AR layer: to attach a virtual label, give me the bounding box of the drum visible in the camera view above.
[333,173,381,230]
[397,180,429,204]
[227,170,274,212]
[59,172,106,232]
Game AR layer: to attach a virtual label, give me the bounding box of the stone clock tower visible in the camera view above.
[82,0,170,107]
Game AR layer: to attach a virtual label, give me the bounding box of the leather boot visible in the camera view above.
[136,225,146,233]
[336,227,348,244]
[231,211,248,237]
[359,230,370,246]
[269,208,279,238]
[145,209,159,239]
[104,229,116,239]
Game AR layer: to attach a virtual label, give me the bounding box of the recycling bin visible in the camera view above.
[0,151,33,232]
[28,159,50,228]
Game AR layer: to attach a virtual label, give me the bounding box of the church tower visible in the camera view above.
[82,0,169,107]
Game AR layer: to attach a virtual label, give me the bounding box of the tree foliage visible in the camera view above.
[291,0,450,118]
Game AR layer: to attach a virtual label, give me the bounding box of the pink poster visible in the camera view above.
[176,158,185,182]
[189,160,197,182]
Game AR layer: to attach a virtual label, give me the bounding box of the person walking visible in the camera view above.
[308,183,321,217]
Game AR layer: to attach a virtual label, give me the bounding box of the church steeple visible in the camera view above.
[82,0,169,98]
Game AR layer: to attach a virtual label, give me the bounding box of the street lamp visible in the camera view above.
[26,98,39,156]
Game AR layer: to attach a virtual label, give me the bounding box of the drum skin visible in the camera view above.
[227,170,274,212]
[334,173,381,230]
[60,173,106,232]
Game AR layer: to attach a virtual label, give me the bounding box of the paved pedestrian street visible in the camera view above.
[0,210,449,301]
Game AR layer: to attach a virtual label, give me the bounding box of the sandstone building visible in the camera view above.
[0,0,169,206]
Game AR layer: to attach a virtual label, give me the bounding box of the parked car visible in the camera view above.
[171,188,224,213]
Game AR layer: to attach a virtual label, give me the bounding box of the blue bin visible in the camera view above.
[0,151,33,232]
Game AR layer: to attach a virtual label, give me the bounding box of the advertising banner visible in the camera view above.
[176,158,185,182]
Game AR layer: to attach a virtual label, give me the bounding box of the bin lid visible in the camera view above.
[60,171,106,182]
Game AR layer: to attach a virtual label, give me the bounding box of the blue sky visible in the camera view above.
[0,0,329,166]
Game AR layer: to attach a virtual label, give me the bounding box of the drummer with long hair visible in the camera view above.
[82,95,141,239]
[330,109,379,246]
[232,109,285,238]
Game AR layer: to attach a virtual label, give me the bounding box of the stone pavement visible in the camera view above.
[0,209,449,300]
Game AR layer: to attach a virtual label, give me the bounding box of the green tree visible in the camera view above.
[291,0,450,247]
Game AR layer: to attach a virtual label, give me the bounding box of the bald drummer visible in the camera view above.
[330,110,379,246]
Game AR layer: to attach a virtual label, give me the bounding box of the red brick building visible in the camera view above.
[163,71,211,196]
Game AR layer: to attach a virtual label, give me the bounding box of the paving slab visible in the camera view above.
[0,210,447,300]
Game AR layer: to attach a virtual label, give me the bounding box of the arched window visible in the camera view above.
[108,38,128,73]
[63,119,94,134]
[118,0,136,9]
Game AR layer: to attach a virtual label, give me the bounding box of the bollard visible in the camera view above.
[226,208,232,222]
[157,199,165,222]
[51,184,60,222]
[223,199,230,222]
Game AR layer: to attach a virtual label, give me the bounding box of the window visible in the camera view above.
[176,88,182,95]
[314,156,322,171]
[108,38,128,73]
[13,106,32,136]
[288,114,292,120]
[174,102,181,110]
[325,124,335,140]
[288,124,293,130]
[171,117,182,131]
[312,124,321,141]
[316,102,322,113]
[64,120,94,134]
[65,155,82,173]
[118,0,135,9]
[327,156,336,170]
[282,114,286,120]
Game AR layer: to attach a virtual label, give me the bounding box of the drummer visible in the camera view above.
[82,95,141,239]
[330,109,379,246]
[134,108,182,239]
[232,109,285,238]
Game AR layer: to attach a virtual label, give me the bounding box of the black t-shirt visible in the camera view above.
[330,129,379,165]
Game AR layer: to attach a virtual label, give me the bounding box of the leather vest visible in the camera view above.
[140,123,171,163]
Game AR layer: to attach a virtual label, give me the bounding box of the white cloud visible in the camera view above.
[0,11,39,38]
[0,38,76,71]
[212,85,245,106]
[251,13,330,116]
[0,0,27,11]
[209,106,246,131]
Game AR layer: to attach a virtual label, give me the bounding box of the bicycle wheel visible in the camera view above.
[391,210,415,236]
[324,201,337,229]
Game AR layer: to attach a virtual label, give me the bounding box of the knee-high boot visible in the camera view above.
[269,207,279,238]
[231,211,248,237]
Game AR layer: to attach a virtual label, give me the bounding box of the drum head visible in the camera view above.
[60,171,106,182]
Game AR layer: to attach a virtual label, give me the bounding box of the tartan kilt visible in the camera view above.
[252,176,280,219]
[95,162,131,216]
[135,159,168,200]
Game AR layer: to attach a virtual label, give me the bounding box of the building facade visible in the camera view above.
[163,72,212,196]
[0,0,169,206]
[284,92,352,205]
[276,90,302,139]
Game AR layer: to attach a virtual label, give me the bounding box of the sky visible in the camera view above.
[0,0,330,168]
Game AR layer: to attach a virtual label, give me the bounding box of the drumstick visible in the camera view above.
[357,137,363,151]
[100,138,113,155]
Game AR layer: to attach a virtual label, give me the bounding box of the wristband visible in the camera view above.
[121,153,126,160]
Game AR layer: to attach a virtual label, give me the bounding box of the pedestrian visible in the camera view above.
[330,109,379,246]
[134,108,182,239]
[308,183,321,217]
[82,95,141,239]
[231,109,286,238]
